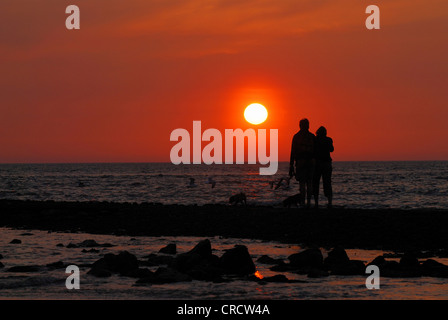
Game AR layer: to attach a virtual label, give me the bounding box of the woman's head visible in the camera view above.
[316,126,327,137]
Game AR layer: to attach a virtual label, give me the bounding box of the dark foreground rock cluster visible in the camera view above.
[84,240,448,286]
[86,239,305,284]
[267,246,448,279]
[3,238,448,284]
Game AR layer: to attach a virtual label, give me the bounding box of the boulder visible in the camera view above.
[288,248,323,269]
[262,274,290,282]
[307,269,330,278]
[330,260,366,276]
[88,268,112,278]
[159,243,177,255]
[170,239,216,274]
[367,255,420,278]
[322,247,366,275]
[324,247,350,268]
[88,251,139,277]
[256,255,284,265]
[187,239,212,257]
[220,245,255,276]
[420,259,448,278]
[368,255,386,267]
[125,268,154,279]
[399,252,419,268]
[187,262,224,281]
[136,267,192,284]
[171,252,218,274]
[143,254,174,266]
[10,239,21,244]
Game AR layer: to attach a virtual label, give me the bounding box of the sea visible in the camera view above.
[0,161,447,209]
[0,161,447,300]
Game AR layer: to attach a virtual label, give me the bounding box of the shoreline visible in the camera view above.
[1,199,448,252]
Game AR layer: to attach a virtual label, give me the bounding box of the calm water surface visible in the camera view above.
[0,162,447,209]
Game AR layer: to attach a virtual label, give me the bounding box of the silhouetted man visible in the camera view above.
[313,126,334,209]
[289,118,315,208]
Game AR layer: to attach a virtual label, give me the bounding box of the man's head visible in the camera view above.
[299,118,309,131]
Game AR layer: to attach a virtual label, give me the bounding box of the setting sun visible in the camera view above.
[244,103,268,125]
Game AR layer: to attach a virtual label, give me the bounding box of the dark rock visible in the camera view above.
[171,251,217,273]
[159,243,176,255]
[323,247,365,275]
[87,268,112,278]
[187,239,212,257]
[170,240,217,276]
[186,259,223,281]
[324,246,350,268]
[56,243,64,247]
[7,265,40,272]
[136,267,192,284]
[420,259,448,278]
[400,252,419,268]
[220,245,255,276]
[262,274,290,282]
[368,255,386,267]
[330,260,366,276]
[256,255,284,265]
[368,255,420,278]
[307,269,330,278]
[142,254,174,266]
[10,239,21,244]
[125,268,154,278]
[288,248,323,269]
[88,251,139,277]
[249,274,301,283]
[46,261,66,270]
[20,233,34,236]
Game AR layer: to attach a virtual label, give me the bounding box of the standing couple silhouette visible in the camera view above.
[289,118,334,209]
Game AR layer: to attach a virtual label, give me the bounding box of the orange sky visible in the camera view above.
[1,0,448,163]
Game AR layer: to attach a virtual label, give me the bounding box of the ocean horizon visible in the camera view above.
[0,161,447,210]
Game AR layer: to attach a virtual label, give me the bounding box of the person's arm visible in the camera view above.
[328,138,334,152]
[289,136,296,176]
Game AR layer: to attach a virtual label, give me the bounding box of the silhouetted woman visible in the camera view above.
[313,126,334,209]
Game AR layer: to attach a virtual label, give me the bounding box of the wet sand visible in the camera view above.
[0,199,447,252]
